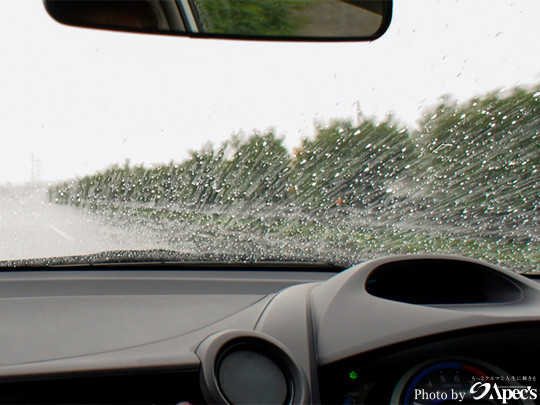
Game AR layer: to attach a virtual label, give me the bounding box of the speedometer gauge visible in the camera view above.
[391,358,533,405]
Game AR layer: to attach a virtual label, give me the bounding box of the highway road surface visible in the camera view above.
[0,184,165,261]
[0,184,337,265]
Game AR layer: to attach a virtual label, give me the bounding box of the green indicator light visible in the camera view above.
[349,371,358,380]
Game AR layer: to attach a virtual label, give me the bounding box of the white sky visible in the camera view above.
[1,0,539,183]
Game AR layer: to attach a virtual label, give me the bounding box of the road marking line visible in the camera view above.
[47,224,74,241]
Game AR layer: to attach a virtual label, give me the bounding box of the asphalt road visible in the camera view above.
[0,185,163,261]
[0,184,324,264]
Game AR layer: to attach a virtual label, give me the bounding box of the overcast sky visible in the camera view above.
[1,0,539,184]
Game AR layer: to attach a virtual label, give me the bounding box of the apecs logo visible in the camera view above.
[470,382,537,404]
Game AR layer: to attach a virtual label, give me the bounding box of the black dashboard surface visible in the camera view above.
[0,255,538,404]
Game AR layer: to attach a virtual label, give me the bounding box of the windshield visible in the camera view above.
[0,0,538,272]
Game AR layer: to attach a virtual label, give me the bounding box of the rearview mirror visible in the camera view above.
[44,0,392,41]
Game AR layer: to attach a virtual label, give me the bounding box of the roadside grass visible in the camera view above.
[82,202,539,273]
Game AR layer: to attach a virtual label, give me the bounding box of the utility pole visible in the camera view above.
[30,154,42,183]
[352,100,363,126]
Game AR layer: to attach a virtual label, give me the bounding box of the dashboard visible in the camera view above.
[0,255,539,404]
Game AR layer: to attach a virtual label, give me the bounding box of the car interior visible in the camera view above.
[0,1,538,404]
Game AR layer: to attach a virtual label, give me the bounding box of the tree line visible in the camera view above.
[49,85,539,221]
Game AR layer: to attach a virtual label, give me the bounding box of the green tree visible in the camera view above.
[290,118,415,208]
[217,131,291,207]
[417,86,540,216]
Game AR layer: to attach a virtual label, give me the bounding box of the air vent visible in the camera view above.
[365,259,523,305]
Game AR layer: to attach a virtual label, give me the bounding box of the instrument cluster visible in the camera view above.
[318,324,540,405]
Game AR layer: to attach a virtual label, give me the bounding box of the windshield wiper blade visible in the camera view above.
[0,250,348,272]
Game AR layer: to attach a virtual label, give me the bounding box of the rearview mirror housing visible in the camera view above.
[44,0,392,41]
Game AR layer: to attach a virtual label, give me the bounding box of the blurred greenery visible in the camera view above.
[48,84,540,272]
[417,87,539,215]
[193,0,309,36]
[290,117,415,207]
